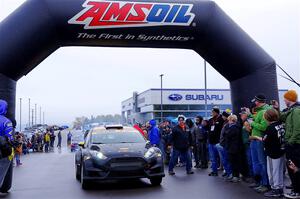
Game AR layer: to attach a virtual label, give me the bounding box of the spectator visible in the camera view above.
[36,133,43,152]
[225,115,243,183]
[44,131,50,153]
[248,94,271,193]
[50,131,56,152]
[168,115,194,175]
[287,160,300,199]
[263,109,285,198]
[275,90,300,199]
[208,107,224,176]
[14,135,23,166]
[67,131,72,147]
[192,115,208,169]
[57,131,62,148]
[240,111,253,179]
[148,119,161,147]
[186,118,198,167]
[0,99,14,163]
[160,121,172,164]
[216,109,232,179]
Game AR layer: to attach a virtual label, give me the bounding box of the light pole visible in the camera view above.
[160,74,164,123]
[43,112,45,125]
[34,103,37,125]
[31,109,34,126]
[28,98,30,127]
[19,98,22,131]
[39,106,42,124]
[204,60,208,118]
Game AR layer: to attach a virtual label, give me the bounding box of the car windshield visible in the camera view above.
[72,135,84,142]
[91,131,145,144]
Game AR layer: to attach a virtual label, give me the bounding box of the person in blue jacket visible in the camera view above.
[0,99,14,193]
[0,100,13,142]
[148,119,161,147]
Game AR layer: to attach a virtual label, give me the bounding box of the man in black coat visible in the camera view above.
[208,107,224,176]
[224,115,244,182]
[168,115,194,175]
[191,116,208,168]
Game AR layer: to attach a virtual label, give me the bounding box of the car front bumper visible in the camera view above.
[82,156,165,180]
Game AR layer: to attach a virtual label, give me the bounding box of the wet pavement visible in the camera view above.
[0,131,266,199]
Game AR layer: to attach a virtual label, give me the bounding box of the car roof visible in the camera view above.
[91,126,139,134]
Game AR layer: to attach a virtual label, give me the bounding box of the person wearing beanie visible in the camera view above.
[248,94,272,193]
[284,90,298,103]
[208,106,225,176]
[276,90,300,199]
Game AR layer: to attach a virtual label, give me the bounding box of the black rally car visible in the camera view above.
[75,125,165,189]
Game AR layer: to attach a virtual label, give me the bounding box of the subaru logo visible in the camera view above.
[168,94,183,101]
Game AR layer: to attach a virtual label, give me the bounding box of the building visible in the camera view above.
[121,89,288,124]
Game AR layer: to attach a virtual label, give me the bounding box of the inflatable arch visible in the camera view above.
[0,0,278,121]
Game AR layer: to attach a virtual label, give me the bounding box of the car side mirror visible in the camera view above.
[78,142,85,148]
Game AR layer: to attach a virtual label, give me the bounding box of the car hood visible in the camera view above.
[95,143,148,157]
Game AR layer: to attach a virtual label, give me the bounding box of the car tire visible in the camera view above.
[150,177,162,186]
[75,164,81,181]
[80,164,89,190]
[0,161,13,193]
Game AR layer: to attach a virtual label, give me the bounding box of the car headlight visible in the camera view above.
[96,151,107,160]
[144,147,162,159]
[91,151,108,160]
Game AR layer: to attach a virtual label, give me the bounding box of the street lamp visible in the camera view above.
[39,106,42,124]
[35,103,37,125]
[160,74,164,123]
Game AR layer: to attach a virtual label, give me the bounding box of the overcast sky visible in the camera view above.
[0,0,299,126]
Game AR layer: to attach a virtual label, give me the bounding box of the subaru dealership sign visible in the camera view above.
[169,94,224,101]
[168,94,183,101]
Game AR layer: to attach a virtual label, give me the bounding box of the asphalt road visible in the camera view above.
[0,130,267,199]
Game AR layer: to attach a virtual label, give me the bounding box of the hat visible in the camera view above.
[212,106,220,114]
[196,115,203,120]
[284,90,298,102]
[177,115,186,121]
[251,94,267,103]
[222,109,232,118]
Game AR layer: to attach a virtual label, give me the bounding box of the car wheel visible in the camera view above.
[75,164,81,181]
[0,161,13,193]
[150,177,162,186]
[80,164,89,190]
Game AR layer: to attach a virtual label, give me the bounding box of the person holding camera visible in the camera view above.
[247,94,272,193]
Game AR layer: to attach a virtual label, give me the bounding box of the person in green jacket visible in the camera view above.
[246,94,271,193]
[273,90,300,199]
